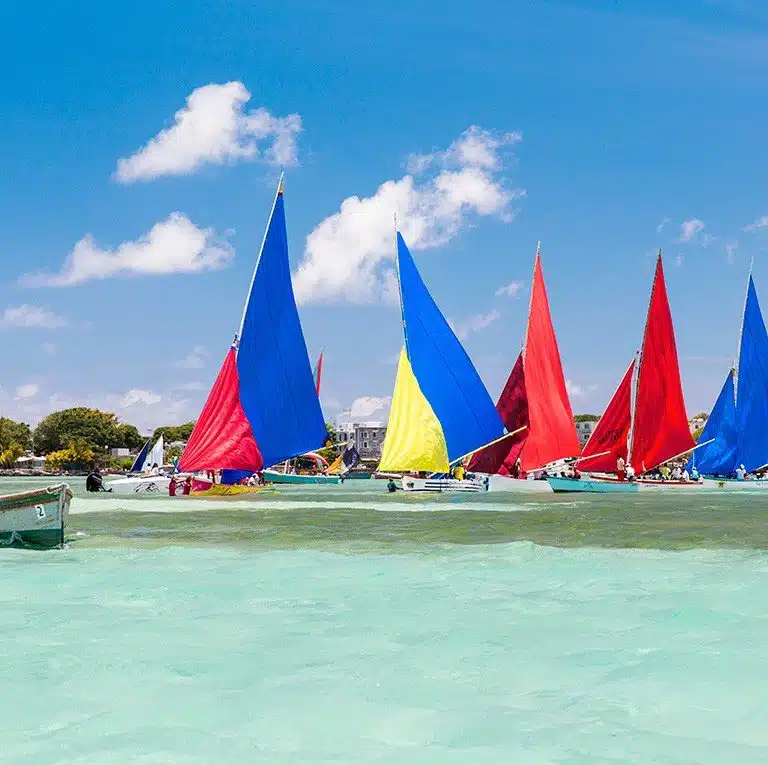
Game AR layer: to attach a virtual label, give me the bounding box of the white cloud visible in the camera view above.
[293,126,524,304]
[114,82,301,183]
[120,389,163,408]
[41,342,58,356]
[744,216,768,232]
[15,383,39,400]
[678,218,705,243]
[495,281,522,298]
[21,214,233,287]
[0,305,67,329]
[566,379,584,398]
[675,254,684,267]
[726,241,738,264]
[176,345,207,370]
[656,217,671,234]
[451,310,501,340]
[339,396,392,420]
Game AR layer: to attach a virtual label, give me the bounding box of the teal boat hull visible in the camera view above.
[547,477,639,493]
[263,470,340,486]
[0,483,72,548]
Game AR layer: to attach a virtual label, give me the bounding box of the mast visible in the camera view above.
[521,241,542,359]
[734,257,755,402]
[627,249,661,466]
[236,172,285,345]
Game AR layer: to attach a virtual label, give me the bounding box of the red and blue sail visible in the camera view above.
[179,180,326,476]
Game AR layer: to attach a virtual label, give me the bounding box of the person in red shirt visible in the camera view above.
[181,477,192,496]
[168,476,177,497]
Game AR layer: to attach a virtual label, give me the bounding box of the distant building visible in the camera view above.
[15,455,45,469]
[334,421,387,460]
[110,447,130,457]
[574,415,600,447]
[689,415,708,434]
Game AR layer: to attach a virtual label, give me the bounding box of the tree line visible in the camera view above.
[0,408,196,470]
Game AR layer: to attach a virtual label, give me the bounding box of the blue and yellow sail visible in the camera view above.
[379,233,504,472]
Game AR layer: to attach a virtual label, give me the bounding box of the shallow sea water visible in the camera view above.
[2,477,768,763]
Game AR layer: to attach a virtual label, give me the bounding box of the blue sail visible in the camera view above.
[236,186,327,469]
[129,438,150,473]
[735,276,768,472]
[687,370,738,475]
[396,233,504,462]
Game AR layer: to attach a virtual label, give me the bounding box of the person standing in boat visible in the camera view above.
[616,455,626,481]
[735,464,747,480]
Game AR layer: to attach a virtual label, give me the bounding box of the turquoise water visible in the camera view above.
[3,478,768,762]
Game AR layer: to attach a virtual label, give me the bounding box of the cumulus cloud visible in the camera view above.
[0,305,67,329]
[451,310,501,340]
[21,214,233,287]
[655,217,671,234]
[176,345,207,370]
[495,281,522,298]
[15,383,39,400]
[293,126,524,304]
[120,389,163,407]
[114,82,301,183]
[677,218,705,243]
[339,396,392,420]
[566,380,598,399]
[744,216,768,232]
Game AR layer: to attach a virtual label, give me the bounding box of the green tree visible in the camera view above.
[33,408,124,455]
[0,443,24,467]
[151,422,196,444]
[45,438,96,471]
[574,414,600,422]
[165,444,184,463]
[0,417,32,452]
[114,423,144,450]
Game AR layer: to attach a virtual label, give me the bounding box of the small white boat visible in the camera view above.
[105,475,172,494]
[0,483,72,548]
[401,476,488,493]
[484,474,553,492]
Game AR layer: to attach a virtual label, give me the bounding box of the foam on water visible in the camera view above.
[2,543,768,763]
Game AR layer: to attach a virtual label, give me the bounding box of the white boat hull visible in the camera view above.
[484,474,553,493]
[105,476,172,494]
[400,476,488,493]
[701,477,768,490]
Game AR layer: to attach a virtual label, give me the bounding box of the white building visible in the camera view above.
[15,455,45,469]
[574,418,599,447]
[334,421,387,460]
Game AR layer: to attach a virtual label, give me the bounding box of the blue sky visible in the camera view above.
[1,0,768,431]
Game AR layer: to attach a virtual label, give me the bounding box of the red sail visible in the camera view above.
[467,352,529,474]
[520,248,581,471]
[577,360,634,473]
[178,348,263,473]
[630,254,694,473]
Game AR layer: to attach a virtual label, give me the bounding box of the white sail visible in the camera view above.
[142,435,164,472]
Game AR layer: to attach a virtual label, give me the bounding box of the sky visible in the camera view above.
[1,0,768,433]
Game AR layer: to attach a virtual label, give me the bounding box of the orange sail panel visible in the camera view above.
[520,249,580,471]
[467,352,529,474]
[577,360,634,473]
[630,254,694,473]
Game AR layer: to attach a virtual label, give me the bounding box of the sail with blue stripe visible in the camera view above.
[379,233,504,472]
[687,370,738,475]
[180,177,327,474]
[129,437,151,473]
[735,275,768,472]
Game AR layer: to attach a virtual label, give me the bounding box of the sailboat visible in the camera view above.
[550,251,701,493]
[377,232,511,492]
[106,434,167,494]
[177,176,337,489]
[468,243,580,492]
[689,269,768,489]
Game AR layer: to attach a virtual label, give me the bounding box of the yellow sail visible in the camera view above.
[327,453,344,475]
[378,348,449,473]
